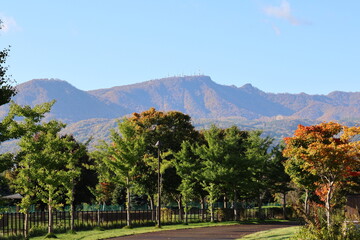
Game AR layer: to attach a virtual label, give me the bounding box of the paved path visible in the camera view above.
[107,222,298,240]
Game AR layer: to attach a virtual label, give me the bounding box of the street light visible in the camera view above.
[155,140,161,228]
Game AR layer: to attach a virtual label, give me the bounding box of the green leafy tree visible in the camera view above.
[0,20,17,106]
[0,20,17,170]
[221,126,249,220]
[0,21,18,174]
[196,125,251,221]
[4,101,54,238]
[195,125,226,222]
[62,135,87,232]
[173,140,200,223]
[283,147,318,218]
[267,144,292,219]
[245,130,274,219]
[128,108,198,214]
[10,109,81,235]
[93,119,145,227]
[72,139,98,206]
[15,119,81,236]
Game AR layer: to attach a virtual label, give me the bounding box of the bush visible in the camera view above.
[214,208,234,221]
[292,213,360,240]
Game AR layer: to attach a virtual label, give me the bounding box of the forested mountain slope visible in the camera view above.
[1,75,360,151]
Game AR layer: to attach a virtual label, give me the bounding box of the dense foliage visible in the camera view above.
[284,122,360,239]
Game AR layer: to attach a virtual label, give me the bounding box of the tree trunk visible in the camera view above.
[48,204,53,234]
[70,185,75,231]
[304,189,309,216]
[177,198,183,222]
[210,203,215,222]
[233,190,238,221]
[97,202,101,226]
[126,178,132,227]
[258,194,263,220]
[184,202,188,224]
[325,182,334,228]
[70,202,75,231]
[24,212,29,239]
[149,195,155,221]
[157,147,161,228]
[282,192,287,220]
[200,197,205,221]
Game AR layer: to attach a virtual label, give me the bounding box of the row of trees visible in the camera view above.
[2,97,359,238]
[0,21,288,237]
[0,102,291,237]
[91,109,290,225]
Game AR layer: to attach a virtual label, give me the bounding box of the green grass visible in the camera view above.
[29,221,240,240]
[237,226,300,240]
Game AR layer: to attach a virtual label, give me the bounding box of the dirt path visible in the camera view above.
[106,222,299,240]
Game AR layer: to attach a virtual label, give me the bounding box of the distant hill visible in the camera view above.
[0,79,125,123]
[88,75,360,121]
[1,75,360,151]
[88,75,293,120]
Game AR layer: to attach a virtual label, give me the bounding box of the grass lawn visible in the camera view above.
[238,226,300,240]
[29,221,240,240]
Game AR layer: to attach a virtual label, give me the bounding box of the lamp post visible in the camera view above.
[155,140,161,228]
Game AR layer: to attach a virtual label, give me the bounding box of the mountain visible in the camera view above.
[3,76,360,123]
[88,75,360,121]
[0,79,125,122]
[1,75,360,152]
[267,91,360,121]
[89,75,294,120]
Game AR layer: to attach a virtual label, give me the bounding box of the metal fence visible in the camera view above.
[0,207,288,238]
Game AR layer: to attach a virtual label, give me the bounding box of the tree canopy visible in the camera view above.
[283,122,360,228]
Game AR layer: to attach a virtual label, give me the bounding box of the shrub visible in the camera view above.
[292,211,360,240]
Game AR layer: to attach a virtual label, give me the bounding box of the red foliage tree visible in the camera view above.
[283,122,360,228]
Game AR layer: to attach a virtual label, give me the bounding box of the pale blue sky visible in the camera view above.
[1,0,359,94]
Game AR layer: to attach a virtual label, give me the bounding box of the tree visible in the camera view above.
[14,117,82,236]
[196,125,250,221]
[62,135,88,232]
[245,130,274,219]
[173,141,200,224]
[0,20,17,106]
[4,102,55,238]
[93,119,145,228]
[221,126,249,220]
[18,120,79,234]
[0,19,18,174]
[283,147,318,218]
[128,108,198,218]
[267,144,292,219]
[195,125,227,222]
[283,122,360,228]
[72,140,98,206]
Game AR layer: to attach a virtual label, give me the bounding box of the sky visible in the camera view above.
[1,0,359,95]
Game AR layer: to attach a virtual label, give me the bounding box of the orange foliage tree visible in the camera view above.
[283,122,360,228]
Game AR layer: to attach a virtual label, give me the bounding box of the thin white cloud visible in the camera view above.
[263,0,302,26]
[271,24,281,35]
[0,14,21,33]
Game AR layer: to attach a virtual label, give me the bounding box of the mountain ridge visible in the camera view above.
[2,75,360,123]
[1,75,360,152]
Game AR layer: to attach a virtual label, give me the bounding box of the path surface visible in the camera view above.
[107,222,298,240]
